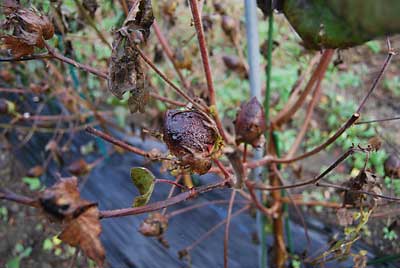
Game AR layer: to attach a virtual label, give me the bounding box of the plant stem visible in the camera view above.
[224,190,236,268]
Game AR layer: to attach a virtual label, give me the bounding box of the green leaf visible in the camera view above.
[130,167,155,207]
[22,177,41,191]
[6,257,20,268]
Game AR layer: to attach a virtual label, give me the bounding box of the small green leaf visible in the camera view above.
[6,257,20,268]
[130,167,155,207]
[22,177,41,191]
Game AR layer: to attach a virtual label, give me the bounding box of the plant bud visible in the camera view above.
[385,153,400,178]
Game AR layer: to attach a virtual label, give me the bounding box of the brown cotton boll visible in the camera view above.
[163,109,219,174]
[235,97,267,147]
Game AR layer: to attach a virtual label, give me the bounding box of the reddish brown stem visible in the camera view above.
[272,49,334,126]
[136,47,206,112]
[44,43,108,79]
[188,0,229,143]
[152,20,191,92]
[189,0,215,106]
[0,189,38,207]
[150,92,186,107]
[99,180,228,218]
[155,179,186,190]
[85,126,148,157]
[213,159,231,180]
[286,76,323,158]
[166,199,249,219]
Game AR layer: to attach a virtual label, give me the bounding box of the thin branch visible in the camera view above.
[149,92,186,107]
[356,49,396,113]
[166,199,249,219]
[0,189,38,207]
[136,47,206,112]
[355,116,400,125]
[246,113,360,168]
[0,53,52,62]
[188,0,216,106]
[188,0,229,143]
[155,179,186,190]
[286,76,323,158]
[253,147,356,191]
[152,20,191,92]
[85,126,148,157]
[44,42,108,79]
[224,190,236,268]
[99,180,228,218]
[272,49,334,126]
[316,182,400,202]
[245,179,279,216]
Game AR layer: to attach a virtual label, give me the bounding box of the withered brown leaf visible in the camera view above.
[39,177,105,267]
[1,1,54,58]
[108,0,154,113]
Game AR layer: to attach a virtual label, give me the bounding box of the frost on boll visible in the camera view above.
[234,97,266,147]
[163,109,220,175]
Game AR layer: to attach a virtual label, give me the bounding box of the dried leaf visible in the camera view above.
[38,177,105,267]
[131,167,155,207]
[384,153,400,178]
[108,0,154,113]
[58,206,105,267]
[1,2,54,58]
[139,212,168,237]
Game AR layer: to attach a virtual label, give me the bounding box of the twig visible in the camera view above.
[316,182,400,202]
[150,92,186,107]
[356,48,396,113]
[44,42,108,79]
[0,189,38,207]
[246,113,360,168]
[286,76,323,158]
[188,0,216,106]
[245,179,279,216]
[85,126,148,157]
[136,47,206,112]
[188,0,229,143]
[155,179,186,190]
[355,116,400,125]
[253,147,356,191]
[272,49,334,126]
[99,180,228,218]
[224,190,236,268]
[166,199,249,219]
[152,20,191,92]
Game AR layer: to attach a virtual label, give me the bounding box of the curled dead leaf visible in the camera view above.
[1,1,54,58]
[108,0,154,113]
[38,177,105,267]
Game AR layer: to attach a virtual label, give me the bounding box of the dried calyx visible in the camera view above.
[108,0,154,113]
[163,109,221,175]
[234,97,266,147]
[1,1,54,58]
